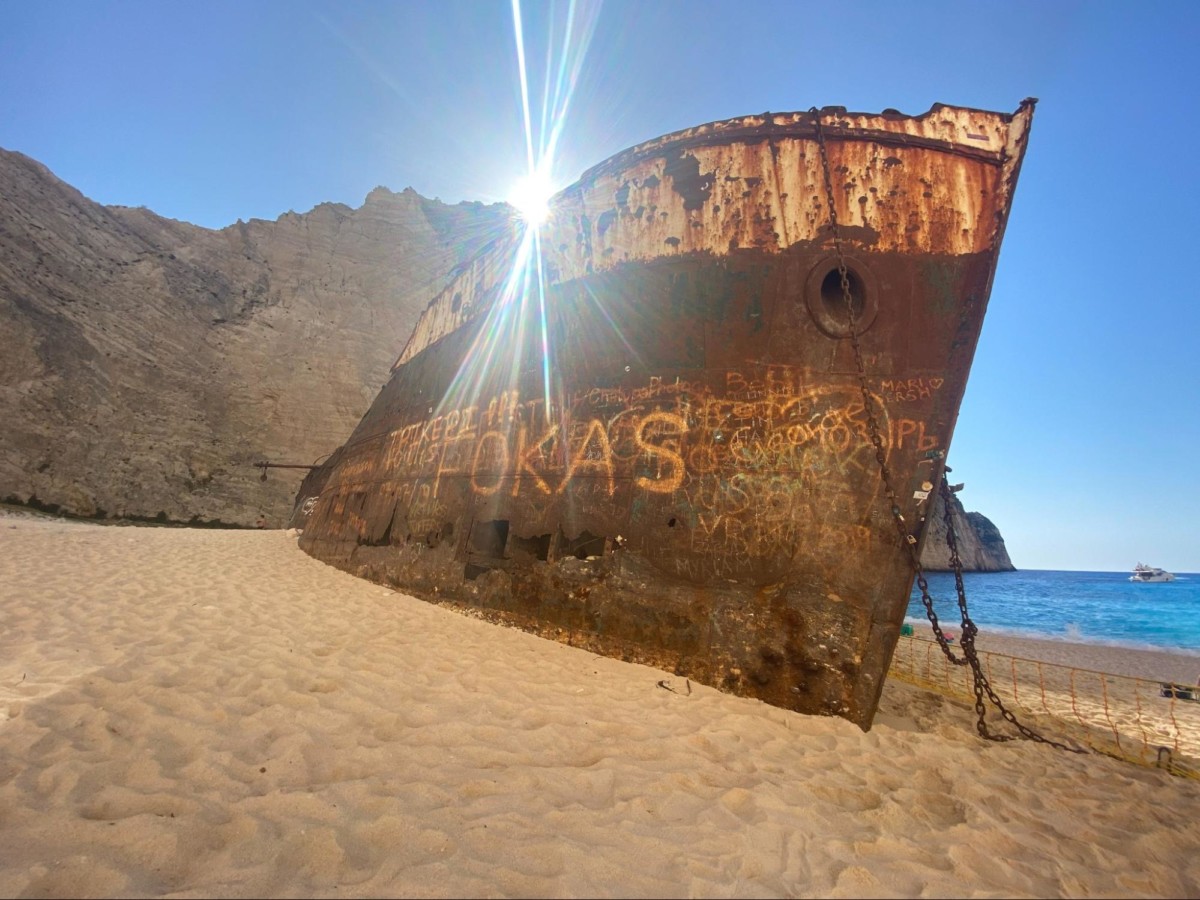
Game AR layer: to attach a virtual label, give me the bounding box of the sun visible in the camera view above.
[508,170,555,226]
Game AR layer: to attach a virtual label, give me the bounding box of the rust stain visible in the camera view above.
[662,150,716,211]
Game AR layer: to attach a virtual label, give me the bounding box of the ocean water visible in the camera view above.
[905,569,1200,654]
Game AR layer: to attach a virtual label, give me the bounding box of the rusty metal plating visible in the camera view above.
[812,104,1077,750]
[294,101,1037,730]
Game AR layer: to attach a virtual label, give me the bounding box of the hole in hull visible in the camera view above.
[470,519,509,557]
[510,533,553,561]
[564,530,605,559]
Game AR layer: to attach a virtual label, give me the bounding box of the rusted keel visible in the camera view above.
[294,101,1036,729]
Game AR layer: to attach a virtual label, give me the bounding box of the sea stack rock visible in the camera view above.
[920,488,1016,572]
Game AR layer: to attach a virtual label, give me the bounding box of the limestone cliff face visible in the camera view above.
[0,148,510,525]
[919,488,1015,572]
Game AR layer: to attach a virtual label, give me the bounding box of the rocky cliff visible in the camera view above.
[0,148,510,526]
[0,147,1014,568]
[919,487,1015,572]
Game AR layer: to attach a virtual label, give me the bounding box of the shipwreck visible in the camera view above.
[292,100,1036,729]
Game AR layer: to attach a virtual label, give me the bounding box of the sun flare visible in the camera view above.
[508,170,555,226]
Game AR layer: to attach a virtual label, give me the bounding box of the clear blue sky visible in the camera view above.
[3,0,1198,572]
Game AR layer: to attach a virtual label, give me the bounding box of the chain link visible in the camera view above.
[808,108,1080,752]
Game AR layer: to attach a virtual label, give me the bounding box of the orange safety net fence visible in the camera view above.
[888,634,1200,779]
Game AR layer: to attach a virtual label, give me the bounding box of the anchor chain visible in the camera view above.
[809,107,1079,751]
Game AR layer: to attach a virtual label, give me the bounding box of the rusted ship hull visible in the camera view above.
[295,102,1035,729]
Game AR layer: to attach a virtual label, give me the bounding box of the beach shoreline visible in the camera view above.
[919,628,1200,686]
[3,514,1199,897]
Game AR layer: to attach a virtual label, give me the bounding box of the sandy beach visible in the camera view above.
[3,513,1199,898]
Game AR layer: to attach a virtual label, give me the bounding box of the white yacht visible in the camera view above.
[1130,563,1176,583]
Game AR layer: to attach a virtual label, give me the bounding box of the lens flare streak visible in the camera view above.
[510,0,594,425]
[433,0,598,461]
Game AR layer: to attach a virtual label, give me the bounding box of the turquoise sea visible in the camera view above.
[906,569,1200,654]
